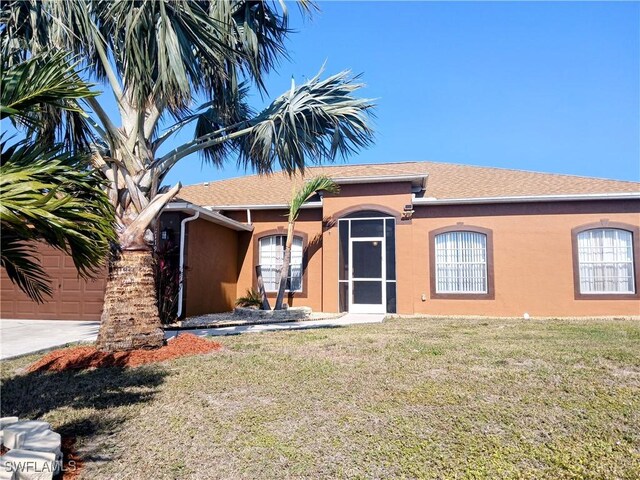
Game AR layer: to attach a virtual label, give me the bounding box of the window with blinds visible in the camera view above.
[434,231,488,294]
[577,228,635,294]
[258,235,303,292]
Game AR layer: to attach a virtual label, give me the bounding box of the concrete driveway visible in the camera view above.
[0,319,100,360]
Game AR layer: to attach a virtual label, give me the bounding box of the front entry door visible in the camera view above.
[349,237,386,313]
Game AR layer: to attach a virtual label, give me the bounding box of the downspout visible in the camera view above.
[319,197,324,313]
[176,211,200,318]
[246,208,252,225]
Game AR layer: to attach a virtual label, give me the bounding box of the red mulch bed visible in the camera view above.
[27,334,222,373]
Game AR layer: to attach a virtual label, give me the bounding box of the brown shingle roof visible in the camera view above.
[177,161,639,207]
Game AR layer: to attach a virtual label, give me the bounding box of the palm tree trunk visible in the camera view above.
[95,183,180,352]
[95,248,164,352]
[274,221,295,310]
[255,265,271,310]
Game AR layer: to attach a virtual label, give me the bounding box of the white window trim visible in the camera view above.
[434,231,488,294]
[576,228,636,295]
[258,235,304,293]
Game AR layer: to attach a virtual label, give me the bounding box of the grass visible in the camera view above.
[1,316,639,479]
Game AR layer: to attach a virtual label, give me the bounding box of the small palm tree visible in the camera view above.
[274,176,339,310]
[235,288,263,309]
[0,52,115,301]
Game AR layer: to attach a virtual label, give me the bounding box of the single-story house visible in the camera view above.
[2,161,639,320]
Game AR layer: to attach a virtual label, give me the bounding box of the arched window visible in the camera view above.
[434,231,488,294]
[576,228,635,294]
[429,225,494,299]
[258,235,303,292]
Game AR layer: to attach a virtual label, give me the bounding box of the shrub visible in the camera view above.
[235,288,262,309]
[154,241,181,324]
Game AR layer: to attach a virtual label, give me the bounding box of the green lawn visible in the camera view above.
[1,317,639,479]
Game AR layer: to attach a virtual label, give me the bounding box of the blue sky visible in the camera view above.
[163,1,639,186]
[5,1,639,185]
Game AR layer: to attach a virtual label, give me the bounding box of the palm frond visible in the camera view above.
[0,51,95,121]
[289,175,339,221]
[0,45,115,302]
[100,0,288,113]
[154,69,375,176]
[225,0,290,93]
[4,0,296,109]
[0,231,52,303]
[1,50,98,150]
[194,81,255,166]
[237,69,375,174]
[1,0,115,90]
[0,140,116,280]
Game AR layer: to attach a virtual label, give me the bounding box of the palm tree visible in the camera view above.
[1,1,374,351]
[1,51,115,302]
[274,176,339,310]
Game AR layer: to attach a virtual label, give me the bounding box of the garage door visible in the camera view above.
[0,244,106,321]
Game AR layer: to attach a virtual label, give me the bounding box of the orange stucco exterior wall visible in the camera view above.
[184,218,239,316]
[320,183,414,314]
[231,209,325,310]
[227,183,640,318]
[5,187,635,321]
[407,201,640,317]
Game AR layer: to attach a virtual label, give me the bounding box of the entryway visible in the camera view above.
[338,212,396,314]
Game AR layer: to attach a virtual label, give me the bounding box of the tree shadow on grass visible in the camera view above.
[0,365,168,453]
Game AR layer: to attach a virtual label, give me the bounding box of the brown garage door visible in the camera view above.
[0,244,106,320]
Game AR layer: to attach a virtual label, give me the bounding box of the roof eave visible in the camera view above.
[163,202,253,231]
[206,201,323,211]
[412,192,640,206]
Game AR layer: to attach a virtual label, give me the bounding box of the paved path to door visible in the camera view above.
[165,313,386,339]
[0,319,100,360]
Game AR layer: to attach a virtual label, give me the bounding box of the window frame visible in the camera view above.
[429,225,495,300]
[254,229,308,295]
[571,221,640,300]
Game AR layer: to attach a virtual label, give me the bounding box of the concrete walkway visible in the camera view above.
[0,319,100,360]
[0,314,385,360]
[165,313,386,339]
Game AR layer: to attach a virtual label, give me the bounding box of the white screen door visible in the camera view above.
[349,223,386,313]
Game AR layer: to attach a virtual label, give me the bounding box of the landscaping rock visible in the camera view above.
[0,420,62,480]
[233,306,312,321]
[20,431,62,463]
[2,431,24,450]
[0,419,19,430]
[0,417,19,445]
[1,449,57,480]
[0,466,14,480]
[2,423,51,438]
[179,308,344,329]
